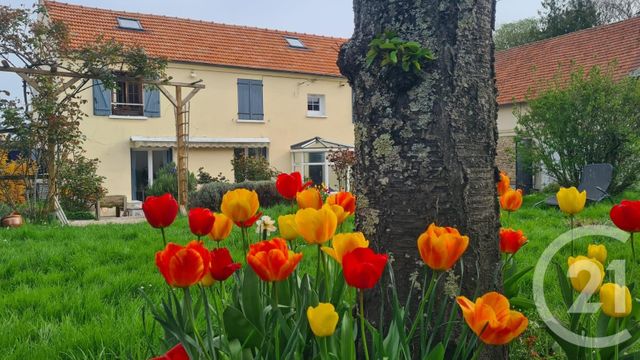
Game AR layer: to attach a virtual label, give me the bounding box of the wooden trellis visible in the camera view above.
[0,64,204,214]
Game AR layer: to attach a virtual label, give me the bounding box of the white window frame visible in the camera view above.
[307,94,326,118]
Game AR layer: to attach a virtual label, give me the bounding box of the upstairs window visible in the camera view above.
[112,78,144,116]
[307,94,325,117]
[285,37,305,48]
[237,79,264,121]
[117,17,143,30]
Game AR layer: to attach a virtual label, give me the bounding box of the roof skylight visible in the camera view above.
[117,17,143,30]
[285,37,305,48]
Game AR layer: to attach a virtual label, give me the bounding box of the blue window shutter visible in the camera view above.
[93,80,111,116]
[249,80,264,120]
[143,86,161,117]
[237,79,251,120]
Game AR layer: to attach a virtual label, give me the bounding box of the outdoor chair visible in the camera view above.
[540,163,614,207]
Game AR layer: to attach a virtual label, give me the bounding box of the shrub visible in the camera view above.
[146,163,196,199]
[196,167,229,185]
[58,154,106,212]
[516,65,640,194]
[231,155,276,183]
[189,180,286,211]
[65,210,96,220]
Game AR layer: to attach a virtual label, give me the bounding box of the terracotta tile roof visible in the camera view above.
[496,17,640,105]
[44,1,347,78]
[45,2,640,104]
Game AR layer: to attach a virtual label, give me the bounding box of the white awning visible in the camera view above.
[130,136,270,149]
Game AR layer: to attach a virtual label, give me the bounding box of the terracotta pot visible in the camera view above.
[1,212,23,228]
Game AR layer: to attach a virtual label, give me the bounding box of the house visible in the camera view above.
[44,1,640,202]
[44,1,354,202]
[495,16,640,190]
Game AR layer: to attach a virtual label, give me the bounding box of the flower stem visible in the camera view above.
[320,336,329,359]
[359,290,370,360]
[631,232,636,261]
[241,227,248,256]
[570,215,575,256]
[272,282,281,360]
[407,272,439,340]
[615,318,620,360]
[160,227,167,246]
[320,245,331,300]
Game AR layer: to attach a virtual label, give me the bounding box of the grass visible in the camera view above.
[1,190,639,359]
[0,204,324,360]
[508,186,640,359]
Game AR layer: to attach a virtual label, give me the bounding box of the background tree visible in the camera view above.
[339,0,503,357]
[0,4,167,219]
[540,0,601,38]
[494,18,543,51]
[515,65,640,194]
[596,0,640,23]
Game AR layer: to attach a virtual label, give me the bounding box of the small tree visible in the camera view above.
[0,4,167,219]
[326,149,356,190]
[515,65,640,193]
[58,153,106,212]
[494,18,543,51]
[146,163,196,199]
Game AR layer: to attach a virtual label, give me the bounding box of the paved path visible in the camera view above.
[69,216,146,227]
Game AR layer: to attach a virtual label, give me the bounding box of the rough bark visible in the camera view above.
[338,0,504,358]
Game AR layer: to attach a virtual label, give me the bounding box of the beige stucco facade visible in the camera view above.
[79,62,354,200]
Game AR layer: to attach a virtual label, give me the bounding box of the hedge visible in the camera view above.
[189,180,287,211]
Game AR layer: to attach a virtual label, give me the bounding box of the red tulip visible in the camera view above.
[155,241,211,287]
[235,211,263,228]
[142,193,179,229]
[210,248,241,281]
[342,247,388,289]
[610,200,640,233]
[188,208,215,237]
[499,228,528,254]
[151,343,189,360]
[276,172,311,200]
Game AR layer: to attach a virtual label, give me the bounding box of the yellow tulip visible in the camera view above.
[587,244,607,264]
[296,188,323,210]
[208,213,233,241]
[322,232,369,264]
[328,204,349,225]
[567,256,604,294]
[557,187,586,215]
[599,283,632,318]
[221,188,259,223]
[294,205,337,244]
[278,214,298,241]
[307,303,339,337]
[417,223,469,271]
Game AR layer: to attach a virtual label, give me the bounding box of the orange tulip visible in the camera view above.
[322,232,369,264]
[221,188,260,224]
[497,172,510,196]
[247,238,303,282]
[155,241,211,288]
[328,204,350,225]
[296,188,323,210]
[457,292,528,345]
[500,189,523,212]
[208,212,233,241]
[417,223,469,271]
[294,205,337,245]
[326,191,356,215]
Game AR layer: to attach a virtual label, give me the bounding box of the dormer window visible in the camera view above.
[285,36,305,49]
[117,17,143,30]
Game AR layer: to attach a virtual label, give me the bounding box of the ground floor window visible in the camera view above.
[233,147,268,160]
[131,149,172,200]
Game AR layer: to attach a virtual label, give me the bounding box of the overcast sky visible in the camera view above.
[0,0,543,101]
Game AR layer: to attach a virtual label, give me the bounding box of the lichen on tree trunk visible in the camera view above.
[339,0,504,358]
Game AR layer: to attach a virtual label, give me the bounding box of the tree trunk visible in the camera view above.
[338,0,504,358]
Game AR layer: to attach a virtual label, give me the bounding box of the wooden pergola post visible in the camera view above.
[0,65,204,215]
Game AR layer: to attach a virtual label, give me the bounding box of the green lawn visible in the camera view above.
[1,190,639,359]
[508,187,640,359]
